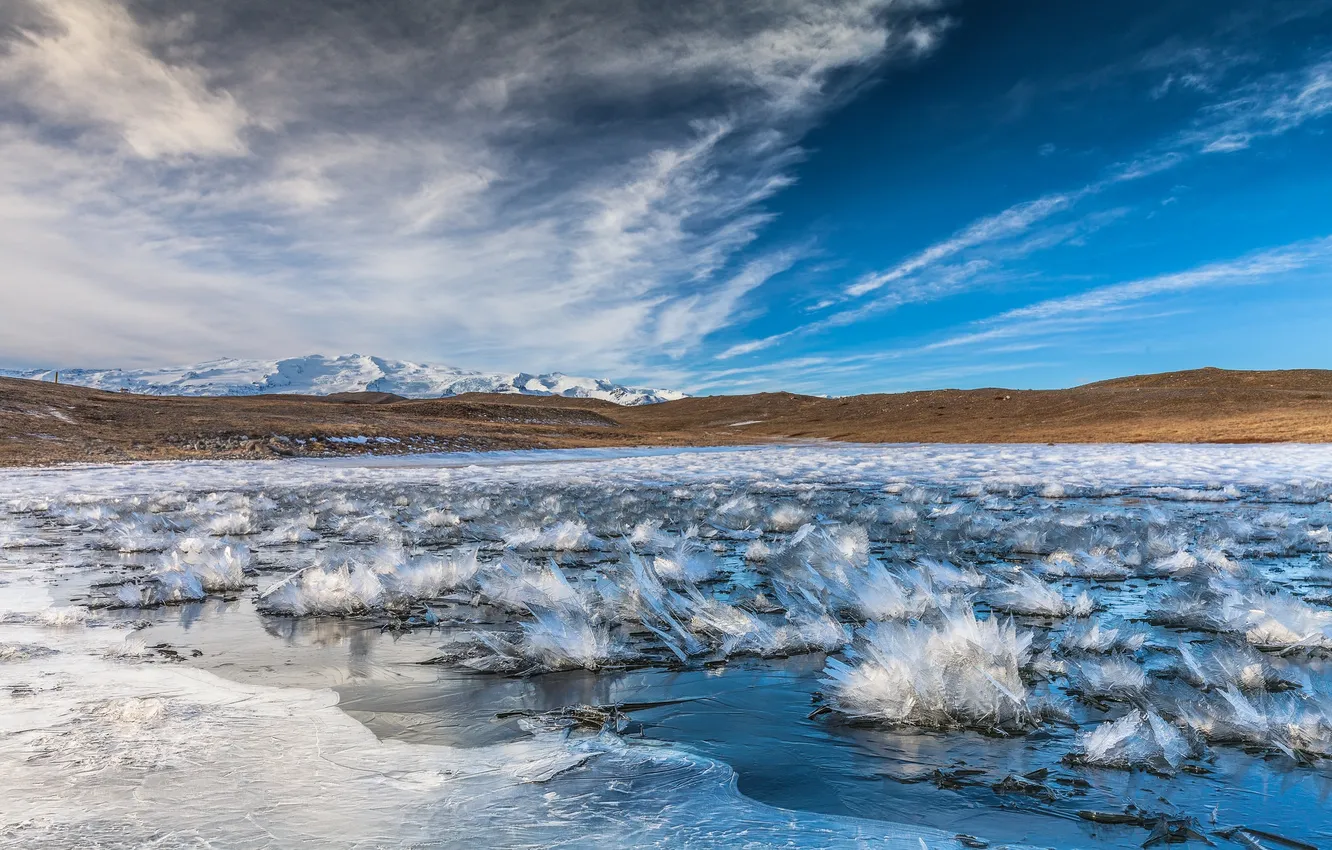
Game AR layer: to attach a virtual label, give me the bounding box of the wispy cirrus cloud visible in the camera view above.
[701,234,1332,394]
[834,63,1328,315]
[842,193,1079,298]
[920,236,1332,353]
[1188,60,1332,153]
[713,43,1332,367]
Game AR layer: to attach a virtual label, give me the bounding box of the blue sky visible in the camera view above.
[1,1,1330,395]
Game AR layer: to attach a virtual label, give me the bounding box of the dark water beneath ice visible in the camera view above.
[71,591,1326,850]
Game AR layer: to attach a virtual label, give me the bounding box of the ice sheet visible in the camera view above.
[4,442,1332,501]
[5,442,1332,847]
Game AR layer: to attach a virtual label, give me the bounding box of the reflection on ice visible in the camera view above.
[0,617,980,849]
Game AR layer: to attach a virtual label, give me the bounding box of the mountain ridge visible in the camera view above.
[0,353,685,406]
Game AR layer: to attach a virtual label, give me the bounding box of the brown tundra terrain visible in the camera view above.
[3,367,1332,466]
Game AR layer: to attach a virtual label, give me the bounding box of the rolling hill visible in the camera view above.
[2,367,1330,465]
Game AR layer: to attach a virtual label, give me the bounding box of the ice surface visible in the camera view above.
[476,556,582,613]
[522,603,628,670]
[650,534,721,583]
[6,443,1332,846]
[101,516,173,552]
[0,579,978,849]
[1074,656,1150,700]
[1043,548,1132,580]
[0,533,56,549]
[1150,574,1332,650]
[4,443,1332,500]
[380,547,480,601]
[262,514,320,543]
[1240,590,1332,650]
[769,502,811,531]
[1062,621,1146,655]
[504,519,605,552]
[204,507,261,536]
[1175,640,1295,692]
[743,538,772,561]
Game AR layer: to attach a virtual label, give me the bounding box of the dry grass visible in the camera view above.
[3,366,1332,466]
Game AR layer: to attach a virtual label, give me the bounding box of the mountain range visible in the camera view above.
[0,354,685,406]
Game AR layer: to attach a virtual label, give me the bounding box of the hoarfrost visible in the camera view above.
[820,610,1036,733]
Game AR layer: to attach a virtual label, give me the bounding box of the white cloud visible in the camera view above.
[843,192,1079,298]
[994,238,1331,323]
[0,0,250,158]
[705,233,1332,394]
[718,331,794,360]
[0,0,948,378]
[923,236,1332,352]
[834,146,1208,309]
[654,251,799,355]
[1190,61,1332,153]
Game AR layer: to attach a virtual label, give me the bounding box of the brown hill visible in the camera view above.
[1080,367,1332,392]
[3,367,1331,466]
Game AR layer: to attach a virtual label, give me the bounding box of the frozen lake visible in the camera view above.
[3,444,1332,848]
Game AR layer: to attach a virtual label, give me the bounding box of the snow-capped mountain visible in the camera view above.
[1,354,687,406]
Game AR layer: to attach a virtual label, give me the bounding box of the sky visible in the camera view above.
[0,0,1330,395]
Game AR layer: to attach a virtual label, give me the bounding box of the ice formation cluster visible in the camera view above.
[4,443,1332,846]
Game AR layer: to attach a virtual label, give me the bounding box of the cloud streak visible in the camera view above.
[843,193,1078,298]
[1190,60,1332,153]
[921,236,1332,353]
